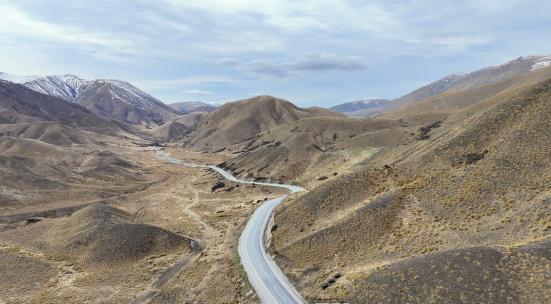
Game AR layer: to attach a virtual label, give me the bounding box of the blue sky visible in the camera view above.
[1,0,550,107]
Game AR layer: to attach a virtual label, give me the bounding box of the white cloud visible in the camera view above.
[217,53,367,77]
[183,89,213,96]
[135,76,237,90]
[0,4,131,49]
[163,0,401,34]
[407,34,493,49]
[1,0,550,106]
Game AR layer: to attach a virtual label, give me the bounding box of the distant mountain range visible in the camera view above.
[330,99,390,116]
[3,54,551,125]
[169,101,220,114]
[330,99,390,114]
[0,73,179,126]
[331,54,551,117]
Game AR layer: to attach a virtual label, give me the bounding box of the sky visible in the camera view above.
[0,0,550,107]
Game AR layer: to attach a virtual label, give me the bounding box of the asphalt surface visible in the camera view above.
[156,148,306,303]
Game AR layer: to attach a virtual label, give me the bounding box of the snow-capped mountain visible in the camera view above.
[77,79,179,126]
[476,55,551,73]
[441,55,551,93]
[330,99,390,113]
[532,55,551,71]
[0,72,179,126]
[385,54,551,113]
[382,72,467,111]
[89,79,169,112]
[24,74,89,103]
[532,58,551,71]
[428,73,467,93]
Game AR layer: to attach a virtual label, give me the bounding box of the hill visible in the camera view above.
[149,112,206,141]
[270,78,551,303]
[2,203,191,264]
[220,116,410,183]
[185,95,343,151]
[0,81,150,214]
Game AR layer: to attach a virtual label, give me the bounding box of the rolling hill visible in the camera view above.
[220,116,411,183]
[184,95,344,151]
[0,80,149,214]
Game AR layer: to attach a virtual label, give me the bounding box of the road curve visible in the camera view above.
[155,148,306,304]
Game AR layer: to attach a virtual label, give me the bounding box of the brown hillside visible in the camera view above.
[382,66,551,126]
[186,95,343,151]
[2,203,191,265]
[271,78,551,303]
[0,137,146,213]
[0,121,90,146]
[149,112,205,141]
[220,116,411,184]
[150,121,190,141]
[174,112,206,129]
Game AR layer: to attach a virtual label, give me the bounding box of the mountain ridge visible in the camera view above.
[0,72,179,126]
[330,99,390,114]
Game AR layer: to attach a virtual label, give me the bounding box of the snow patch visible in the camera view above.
[531,55,551,71]
[24,74,90,103]
[427,73,466,91]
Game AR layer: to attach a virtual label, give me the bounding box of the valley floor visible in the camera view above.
[0,145,285,304]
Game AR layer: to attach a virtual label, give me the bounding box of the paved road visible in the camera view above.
[155,148,306,304]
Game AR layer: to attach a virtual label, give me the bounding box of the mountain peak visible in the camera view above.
[0,72,178,126]
[24,74,90,103]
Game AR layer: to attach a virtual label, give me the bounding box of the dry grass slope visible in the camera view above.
[220,116,412,183]
[2,203,191,265]
[271,78,551,303]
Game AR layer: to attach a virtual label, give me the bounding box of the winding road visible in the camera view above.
[155,148,306,304]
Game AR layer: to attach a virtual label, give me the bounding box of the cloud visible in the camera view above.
[183,89,213,96]
[0,4,130,49]
[217,54,367,77]
[135,76,237,90]
[1,0,550,107]
[407,34,493,49]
